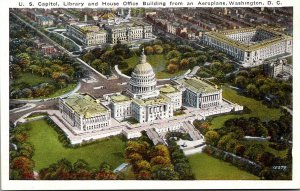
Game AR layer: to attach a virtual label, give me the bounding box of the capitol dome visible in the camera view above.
[133,52,154,75]
[128,49,159,99]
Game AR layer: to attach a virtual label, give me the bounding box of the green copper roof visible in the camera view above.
[64,94,109,118]
[180,78,218,93]
[133,95,170,106]
[111,94,131,103]
[160,85,179,94]
[206,26,292,51]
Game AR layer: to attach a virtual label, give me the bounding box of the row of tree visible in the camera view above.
[9,123,35,180]
[39,159,117,180]
[195,111,292,180]
[124,138,178,180]
[166,138,194,180]
[233,67,292,107]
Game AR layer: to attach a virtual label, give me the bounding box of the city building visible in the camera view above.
[203,26,293,66]
[104,19,153,44]
[59,93,111,132]
[66,16,153,46]
[36,15,54,26]
[41,45,57,55]
[66,23,108,46]
[263,58,292,80]
[176,78,222,108]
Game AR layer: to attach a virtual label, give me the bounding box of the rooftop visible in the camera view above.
[159,85,180,94]
[63,94,109,118]
[71,23,106,34]
[110,94,131,103]
[206,26,292,51]
[180,78,218,93]
[133,95,170,106]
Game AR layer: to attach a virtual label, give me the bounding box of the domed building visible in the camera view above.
[109,49,182,123]
[107,49,228,125]
[127,50,159,99]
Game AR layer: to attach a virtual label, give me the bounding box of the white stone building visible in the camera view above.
[264,58,292,80]
[59,94,111,132]
[66,23,108,46]
[176,78,222,108]
[105,20,153,44]
[67,18,153,46]
[109,50,227,124]
[203,26,293,66]
[109,51,177,123]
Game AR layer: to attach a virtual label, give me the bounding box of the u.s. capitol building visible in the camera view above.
[59,50,242,143]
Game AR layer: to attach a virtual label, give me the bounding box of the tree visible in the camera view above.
[113,43,131,58]
[235,76,248,88]
[73,159,89,171]
[204,130,220,146]
[210,61,221,72]
[135,160,151,172]
[144,46,154,55]
[91,48,104,59]
[179,59,189,69]
[51,72,61,81]
[244,144,264,161]
[10,156,34,180]
[177,45,193,53]
[150,156,171,166]
[258,152,275,167]
[91,59,102,70]
[259,84,270,95]
[10,64,22,79]
[16,53,30,71]
[246,84,259,97]
[238,70,249,77]
[39,158,73,180]
[126,153,143,164]
[196,55,208,65]
[151,165,178,180]
[151,145,170,158]
[166,50,181,60]
[167,63,178,74]
[99,62,110,75]
[249,67,261,78]
[137,170,151,180]
[153,45,163,54]
[217,134,234,150]
[215,71,225,81]
[174,162,194,180]
[234,144,246,156]
[82,52,95,64]
[225,139,237,153]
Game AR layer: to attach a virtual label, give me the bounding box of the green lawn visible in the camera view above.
[24,119,126,171]
[42,83,77,98]
[210,86,281,129]
[11,72,54,89]
[188,153,259,180]
[124,54,187,79]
